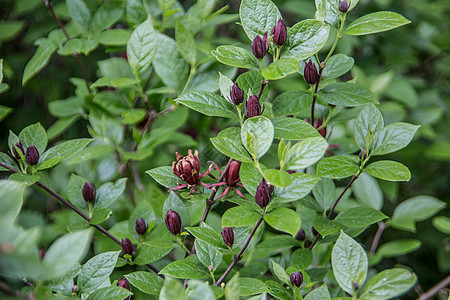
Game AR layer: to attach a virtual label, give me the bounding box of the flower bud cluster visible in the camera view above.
[251,18,287,60]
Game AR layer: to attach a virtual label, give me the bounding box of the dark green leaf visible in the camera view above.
[186,226,226,249]
[322,54,354,79]
[176,91,237,118]
[318,83,378,107]
[345,11,411,36]
[261,58,299,80]
[194,239,223,269]
[90,1,123,33]
[271,260,290,285]
[125,271,164,295]
[78,251,120,293]
[377,239,421,258]
[127,17,157,73]
[222,206,261,227]
[316,156,359,179]
[359,268,416,300]
[238,278,269,296]
[263,169,292,188]
[239,0,281,40]
[272,117,321,141]
[273,173,320,203]
[272,90,312,117]
[66,0,91,32]
[22,41,57,85]
[135,244,174,265]
[241,116,274,159]
[160,277,188,300]
[304,283,330,300]
[365,160,411,182]
[314,216,341,237]
[95,178,127,209]
[146,166,181,189]
[212,45,259,69]
[291,249,313,270]
[176,21,196,65]
[38,138,93,170]
[335,207,387,228]
[57,38,98,56]
[19,122,47,156]
[284,137,328,169]
[87,286,132,300]
[264,208,301,236]
[372,122,420,156]
[354,104,384,151]
[160,256,209,279]
[9,173,40,186]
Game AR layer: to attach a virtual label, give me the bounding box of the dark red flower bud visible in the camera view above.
[39,249,46,260]
[121,238,133,256]
[251,32,269,59]
[353,281,359,291]
[172,150,201,186]
[226,160,242,186]
[72,285,78,294]
[359,150,367,161]
[311,226,319,236]
[290,271,303,287]
[165,209,182,235]
[314,118,327,138]
[82,182,95,203]
[13,142,25,160]
[304,60,320,85]
[271,18,287,46]
[339,0,349,13]
[246,95,262,118]
[135,218,147,235]
[117,278,130,291]
[25,145,39,166]
[221,227,234,248]
[295,229,306,242]
[230,83,244,105]
[255,178,274,208]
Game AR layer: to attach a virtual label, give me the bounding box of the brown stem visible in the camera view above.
[214,216,264,286]
[370,221,386,254]
[257,79,268,100]
[42,0,91,94]
[418,274,450,300]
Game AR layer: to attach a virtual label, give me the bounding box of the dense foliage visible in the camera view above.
[0,0,449,299]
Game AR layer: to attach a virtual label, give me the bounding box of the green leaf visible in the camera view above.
[195,239,223,270]
[365,160,411,182]
[57,38,98,56]
[390,195,446,232]
[87,286,132,300]
[359,268,416,300]
[160,256,209,279]
[219,72,234,103]
[163,191,190,228]
[315,0,340,26]
[211,129,253,163]
[304,283,331,300]
[273,173,320,203]
[176,21,196,65]
[225,273,240,300]
[354,104,384,151]
[272,90,312,117]
[265,280,291,300]
[146,166,181,189]
[236,70,268,101]
[372,122,420,156]
[95,178,127,209]
[433,216,450,235]
[9,173,40,186]
[95,29,131,46]
[322,54,354,79]
[335,207,387,228]
[78,251,120,293]
[291,249,313,270]
[0,105,12,121]
[261,58,299,80]
[345,11,411,36]
[377,239,421,258]
[212,45,259,69]
[67,174,89,211]
[265,208,301,236]
[271,260,290,285]
[284,137,328,169]
[188,280,216,300]
[331,231,368,295]
[135,244,174,265]
[19,122,47,155]
[222,206,260,227]
[263,169,292,188]
[239,0,282,40]
[90,207,112,225]
[284,19,330,61]
[66,0,91,32]
[316,156,359,179]
[318,83,378,107]
[127,16,157,73]
[352,173,383,210]
[241,116,274,159]
[240,162,265,196]
[313,216,341,237]
[160,277,188,300]
[238,278,269,296]
[176,91,237,118]
[38,138,93,170]
[313,178,335,211]
[22,41,57,85]
[125,271,164,295]
[90,77,139,89]
[186,226,226,249]
[42,228,93,280]
[90,1,124,33]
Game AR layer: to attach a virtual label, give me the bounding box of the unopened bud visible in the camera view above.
[290,271,303,287]
[314,118,327,138]
[311,226,319,236]
[271,18,287,46]
[165,209,182,235]
[230,83,244,105]
[304,60,320,85]
[226,160,242,186]
[221,227,234,248]
[72,285,78,294]
[121,238,133,256]
[339,0,349,13]
[39,249,46,260]
[117,278,130,291]
[295,229,306,242]
[135,218,147,235]
[251,32,269,59]
[13,142,25,160]
[353,281,359,291]
[82,182,95,203]
[359,150,367,161]
[246,95,262,118]
[25,145,39,166]
[255,178,274,208]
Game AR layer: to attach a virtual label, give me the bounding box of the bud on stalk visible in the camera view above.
[72,285,78,294]
[221,227,234,248]
[121,238,133,256]
[251,32,269,59]
[13,142,25,160]
[25,145,39,166]
[82,182,95,203]
[339,0,349,13]
[304,60,320,85]
[226,160,242,186]
[311,226,319,236]
[290,271,303,287]
[271,18,287,46]
[255,178,274,208]
[117,278,130,291]
[295,229,306,242]
[230,83,244,105]
[135,218,147,235]
[246,95,262,118]
[165,209,182,235]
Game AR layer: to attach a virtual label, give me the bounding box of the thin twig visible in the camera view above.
[418,274,450,300]
[257,79,268,99]
[370,221,386,254]
[214,216,264,286]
